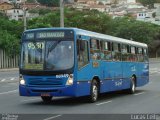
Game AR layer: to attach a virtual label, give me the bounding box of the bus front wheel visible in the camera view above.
[41,96,52,103]
[129,76,136,94]
[89,79,99,103]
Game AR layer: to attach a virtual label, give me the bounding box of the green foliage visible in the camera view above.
[37,0,59,7]
[28,8,52,15]
[0,16,23,55]
[1,8,160,56]
[111,17,158,44]
[27,0,35,3]
[152,12,156,18]
[38,8,52,15]
[0,12,8,19]
[137,0,160,8]
[28,8,159,45]
[0,30,19,55]
[28,9,39,14]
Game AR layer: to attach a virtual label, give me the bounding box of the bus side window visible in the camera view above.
[130,46,137,62]
[90,39,100,60]
[100,41,112,61]
[143,48,148,62]
[137,48,144,62]
[121,44,130,61]
[112,43,121,61]
[77,40,89,69]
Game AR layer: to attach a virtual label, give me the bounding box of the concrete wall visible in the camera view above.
[0,49,19,69]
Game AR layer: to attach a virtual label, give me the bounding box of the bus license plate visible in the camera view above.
[41,93,50,97]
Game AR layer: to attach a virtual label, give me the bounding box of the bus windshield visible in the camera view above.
[21,40,74,71]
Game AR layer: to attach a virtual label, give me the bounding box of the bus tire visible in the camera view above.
[41,96,52,103]
[129,76,136,94]
[89,79,99,103]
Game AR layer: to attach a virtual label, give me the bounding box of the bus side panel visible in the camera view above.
[136,62,149,87]
[100,80,111,93]
[122,62,137,89]
[76,61,102,97]
[100,61,113,92]
[75,82,91,97]
[100,61,128,93]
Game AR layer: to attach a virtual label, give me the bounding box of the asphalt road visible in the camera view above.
[0,61,160,120]
[0,69,18,83]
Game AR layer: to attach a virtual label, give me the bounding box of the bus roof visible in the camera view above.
[25,27,148,48]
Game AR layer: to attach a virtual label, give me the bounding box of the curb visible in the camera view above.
[0,68,19,72]
[149,58,160,64]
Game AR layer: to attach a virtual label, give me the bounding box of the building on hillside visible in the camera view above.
[6,8,25,20]
[76,0,97,5]
[0,0,25,3]
[7,0,25,4]
[154,3,160,9]
[21,2,50,10]
[6,8,39,21]
[127,2,144,9]
[137,11,153,19]
[0,0,8,3]
[21,3,40,10]
[0,2,13,11]
[127,8,145,14]
[109,8,127,18]
[87,5,111,12]
[72,3,89,11]
[127,0,136,3]
[109,0,127,4]
[154,3,160,17]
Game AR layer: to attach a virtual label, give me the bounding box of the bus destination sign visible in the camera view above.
[37,32,65,39]
[24,30,74,40]
[26,33,34,39]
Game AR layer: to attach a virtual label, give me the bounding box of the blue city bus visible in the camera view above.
[19,28,149,102]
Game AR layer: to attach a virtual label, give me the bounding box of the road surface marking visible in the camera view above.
[10,78,15,81]
[96,100,112,106]
[0,89,18,95]
[43,115,62,120]
[1,79,6,82]
[134,92,145,96]
[21,98,40,102]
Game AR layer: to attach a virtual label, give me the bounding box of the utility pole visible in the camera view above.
[60,0,64,27]
[23,0,27,31]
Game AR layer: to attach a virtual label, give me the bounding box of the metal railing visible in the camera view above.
[0,49,19,69]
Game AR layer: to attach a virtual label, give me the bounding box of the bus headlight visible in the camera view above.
[66,74,73,85]
[19,75,25,85]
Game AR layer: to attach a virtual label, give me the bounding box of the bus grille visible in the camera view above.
[28,77,64,86]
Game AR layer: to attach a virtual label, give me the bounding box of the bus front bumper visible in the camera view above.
[19,85,76,97]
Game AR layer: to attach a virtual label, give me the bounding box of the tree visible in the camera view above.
[137,0,156,8]
[27,0,35,3]
[112,17,156,44]
[37,0,59,7]
[0,16,22,55]
[1,8,159,57]
[152,12,156,18]
[0,30,19,55]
